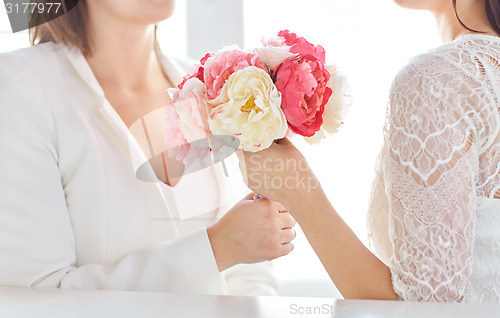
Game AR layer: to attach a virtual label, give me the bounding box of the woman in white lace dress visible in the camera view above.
[239,0,500,302]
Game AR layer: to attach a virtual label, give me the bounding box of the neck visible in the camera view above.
[85,15,164,92]
[433,0,498,42]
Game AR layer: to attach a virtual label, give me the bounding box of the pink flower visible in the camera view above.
[164,97,212,166]
[171,78,212,143]
[204,49,267,105]
[178,52,213,90]
[164,103,190,162]
[278,30,326,64]
[274,54,332,137]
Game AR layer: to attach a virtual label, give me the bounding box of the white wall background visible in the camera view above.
[185,0,243,59]
[0,0,441,288]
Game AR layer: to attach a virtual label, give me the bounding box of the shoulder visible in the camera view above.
[0,42,69,91]
[391,36,496,95]
[391,52,462,96]
[389,36,498,116]
[0,43,68,134]
[0,42,68,94]
[0,42,64,71]
[387,50,465,130]
[388,39,491,118]
[386,39,499,151]
[386,48,471,139]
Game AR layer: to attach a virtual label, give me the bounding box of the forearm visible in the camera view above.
[285,188,398,300]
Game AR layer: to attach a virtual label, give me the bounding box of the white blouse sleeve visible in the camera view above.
[0,52,223,294]
[222,262,278,296]
[219,156,279,296]
[173,156,279,296]
[382,53,490,302]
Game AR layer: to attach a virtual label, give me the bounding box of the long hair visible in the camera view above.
[29,0,91,55]
[453,0,500,35]
[485,0,500,34]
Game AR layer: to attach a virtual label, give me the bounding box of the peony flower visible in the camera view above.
[278,30,326,63]
[304,66,352,144]
[274,54,332,137]
[322,66,351,133]
[254,35,297,71]
[177,52,213,90]
[208,66,287,152]
[204,49,267,106]
[164,99,212,167]
[169,77,212,143]
[164,102,190,162]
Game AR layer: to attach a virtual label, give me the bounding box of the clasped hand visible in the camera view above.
[207,193,296,272]
[237,138,318,206]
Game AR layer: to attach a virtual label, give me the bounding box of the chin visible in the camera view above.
[90,0,176,25]
[393,0,438,10]
[394,0,427,10]
[142,0,176,24]
[393,0,419,9]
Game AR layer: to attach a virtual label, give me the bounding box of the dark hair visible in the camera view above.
[29,0,160,56]
[485,0,500,34]
[453,0,500,35]
[29,0,91,55]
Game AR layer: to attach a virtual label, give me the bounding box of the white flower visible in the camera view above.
[323,66,352,133]
[304,65,352,145]
[208,66,287,152]
[254,36,297,70]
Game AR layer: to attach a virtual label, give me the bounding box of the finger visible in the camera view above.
[256,198,286,215]
[254,197,272,207]
[279,242,294,256]
[271,201,287,212]
[235,149,244,161]
[280,228,297,244]
[277,212,297,229]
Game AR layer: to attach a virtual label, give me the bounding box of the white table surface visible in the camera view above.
[1,286,499,318]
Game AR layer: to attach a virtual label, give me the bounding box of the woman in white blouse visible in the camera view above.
[0,0,296,295]
[240,0,500,302]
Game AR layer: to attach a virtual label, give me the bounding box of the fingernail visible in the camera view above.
[253,194,264,200]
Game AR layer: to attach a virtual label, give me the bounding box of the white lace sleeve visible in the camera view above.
[382,52,492,302]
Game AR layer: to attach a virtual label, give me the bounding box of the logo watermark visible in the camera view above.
[3,0,80,33]
[289,302,404,316]
[247,155,320,193]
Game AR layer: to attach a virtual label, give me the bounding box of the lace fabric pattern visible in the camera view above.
[367,35,500,303]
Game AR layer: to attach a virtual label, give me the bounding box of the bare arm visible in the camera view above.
[287,186,397,300]
[238,141,397,300]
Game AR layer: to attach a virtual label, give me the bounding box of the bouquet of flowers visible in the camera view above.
[165,30,351,165]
